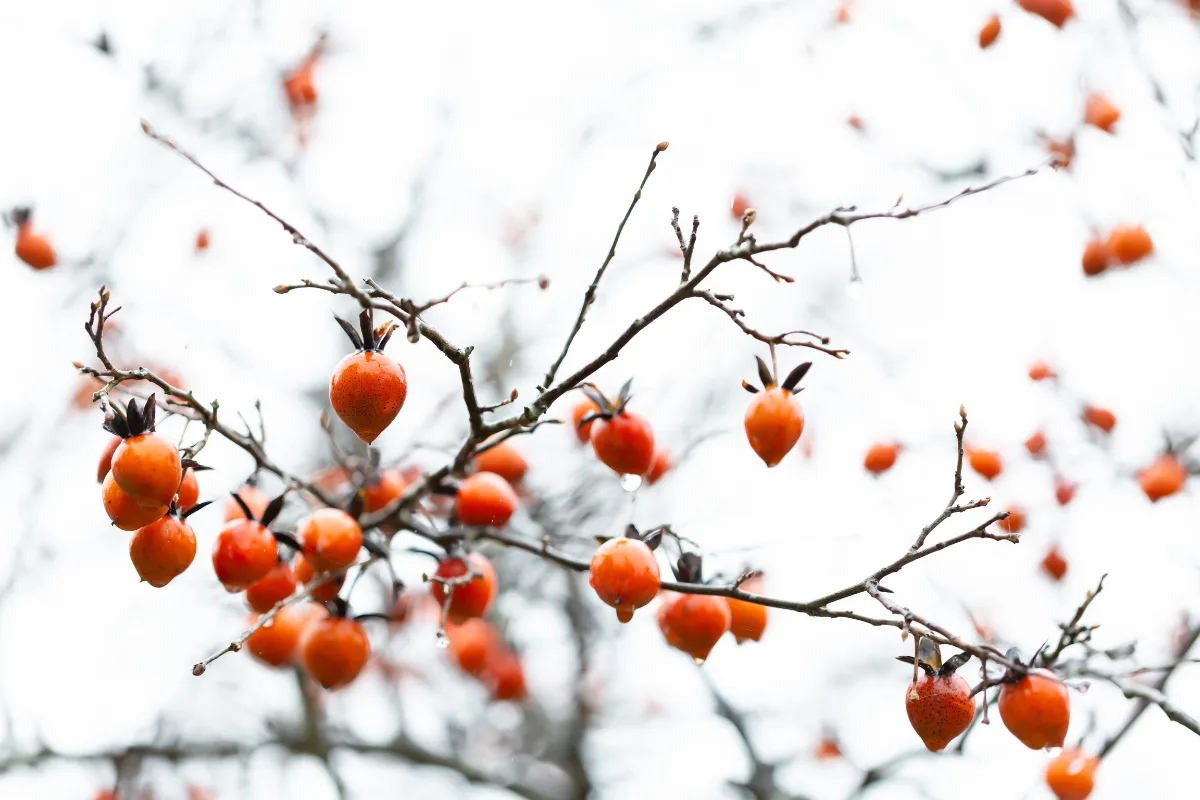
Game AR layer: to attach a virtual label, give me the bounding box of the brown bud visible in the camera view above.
[743,209,757,225]
[656,141,670,152]
[273,285,289,294]
[537,275,550,290]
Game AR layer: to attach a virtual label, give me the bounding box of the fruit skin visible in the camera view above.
[431,553,498,621]
[212,518,279,589]
[299,615,371,689]
[998,672,1071,750]
[657,592,732,663]
[571,398,601,444]
[730,192,751,220]
[1054,478,1076,506]
[966,447,1003,481]
[589,537,661,623]
[744,388,805,467]
[1138,454,1187,502]
[361,469,407,513]
[14,221,56,269]
[1081,239,1111,276]
[129,514,197,587]
[111,433,183,508]
[473,441,528,484]
[1084,93,1120,133]
[176,468,200,511]
[246,604,323,667]
[906,671,976,751]
[329,351,408,444]
[590,411,656,476]
[194,229,210,252]
[294,554,344,602]
[447,618,500,676]
[1042,546,1068,580]
[645,449,672,485]
[284,62,318,108]
[103,474,168,531]
[97,436,120,483]
[998,506,1026,534]
[1028,361,1057,381]
[1106,224,1153,265]
[1046,748,1097,800]
[455,472,519,527]
[863,442,899,475]
[979,14,1001,48]
[1018,0,1074,27]
[245,561,298,613]
[225,485,269,521]
[485,649,527,702]
[1082,405,1116,433]
[1025,431,1047,457]
[298,508,363,572]
[726,576,768,644]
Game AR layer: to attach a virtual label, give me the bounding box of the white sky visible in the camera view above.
[0,0,1198,798]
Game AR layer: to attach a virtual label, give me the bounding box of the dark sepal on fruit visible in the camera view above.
[622,523,664,551]
[180,459,213,473]
[260,490,289,528]
[671,551,704,584]
[327,596,350,618]
[229,491,257,522]
[10,207,32,227]
[755,356,775,389]
[741,380,759,395]
[361,536,390,559]
[578,379,635,425]
[103,394,159,438]
[780,362,812,394]
[180,500,213,520]
[345,489,365,521]
[334,308,400,353]
[897,640,973,678]
[273,530,303,552]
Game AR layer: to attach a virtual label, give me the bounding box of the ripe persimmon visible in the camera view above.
[329,310,408,444]
[863,442,900,475]
[245,560,298,613]
[446,618,500,676]
[176,468,200,511]
[212,517,278,590]
[1055,477,1077,506]
[979,14,1001,48]
[966,446,1003,481]
[1138,454,1187,502]
[726,576,768,644]
[431,552,498,621]
[999,506,1026,534]
[246,606,314,666]
[584,383,656,476]
[657,592,732,664]
[1084,93,1120,133]
[456,472,519,527]
[1025,430,1047,457]
[129,511,198,587]
[589,536,661,623]
[225,484,269,521]
[298,508,363,572]
[1046,748,1097,800]
[1045,136,1075,168]
[1018,0,1074,28]
[1082,405,1116,433]
[1042,545,1068,580]
[97,435,120,483]
[105,396,182,509]
[1106,224,1153,265]
[645,449,672,485]
[904,644,976,752]
[485,649,527,702]
[12,209,56,269]
[730,192,751,220]
[299,615,370,689]
[1028,361,1056,381]
[359,468,406,513]
[103,474,167,531]
[194,229,210,253]
[743,360,810,467]
[999,672,1071,749]
[571,397,601,443]
[473,440,528,484]
[294,553,345,602]
[1081,238,1111,276]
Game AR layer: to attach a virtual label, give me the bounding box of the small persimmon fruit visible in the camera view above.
[103,474,167,531]
[245,560,298,613]
[645,449,672,485]
[999,506,1026,534]
[1106,224,1153,265]
[446,618,500,676]
[1055,478,1077,506]
[1018,0,1074,28]
[998,671,1071,749]
[12,209,57,269]
[726,576,768,644]
[247,604,324,666]
[1028,361,1056,381]
[864,442,900,475]
[105,396,182,509]
[485,649,527,702]
[589,536,661,623]
[299,614,370,689]
[657,591,732,664]
[1046,748,1097,800]
[1081,239,1111,276]
[583,382,656,476]
[571,397,601,444]
[1042,545,1068,580]
[129,510,198,587]
[431,552,498,621]
[456,472,519,527]
[360,469,406,513]
[904,643,976,752]
[194,229,210,253]
[1138,454,1187,502]
[212,517,278,590]
[1025,431,1047,457]
[966,446,1003,481]
[97,436,120,483]
[329,310,408,444]
[298,508,363,573]
[473,441,528,484]
[225,484,269,521]
[979,14,1001,48]
[1082,405,1116,433]
[294,553,344,602]
[1084,93,1120,133]
[730,192,751,220]
[176,468,200,511]
[743,360,810,468]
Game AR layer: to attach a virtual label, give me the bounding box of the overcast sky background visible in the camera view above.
[0,0,1198,798]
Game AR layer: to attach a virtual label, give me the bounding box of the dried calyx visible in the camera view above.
[741,357,811,395]
[103,394,161,439]
[897,638,973,678]
[594,523,667,551]
[577,378,634,427]
[334,308,399,353]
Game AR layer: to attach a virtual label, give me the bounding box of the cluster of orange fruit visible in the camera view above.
[1082,225,1154,277]
[904,641,1095,799]
[9,207,56,270]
